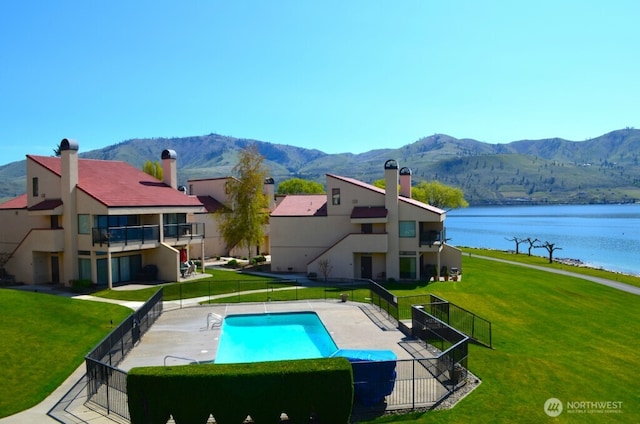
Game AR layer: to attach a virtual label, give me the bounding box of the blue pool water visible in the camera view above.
[215,312,339,364]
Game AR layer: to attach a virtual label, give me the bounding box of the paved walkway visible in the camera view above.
[468,253,640,296]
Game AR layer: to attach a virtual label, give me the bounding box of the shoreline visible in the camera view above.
[462,246,640,278]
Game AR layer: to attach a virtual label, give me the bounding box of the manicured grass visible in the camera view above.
[4,254,639,422]
[92,268,289,301]
[0,289,131,418]
[461,247,640,288]
[367,254,640,423]
[204,285,372,304]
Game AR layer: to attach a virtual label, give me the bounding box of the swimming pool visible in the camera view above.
[215,311,339,364]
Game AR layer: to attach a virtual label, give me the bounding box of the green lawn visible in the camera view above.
[2,255,639,422]
[367,255,640,423]
[0,289,131,418]
[461,247,640,288]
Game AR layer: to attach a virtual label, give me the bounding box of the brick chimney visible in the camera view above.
[400,167,412,198]
[161,149,178,189]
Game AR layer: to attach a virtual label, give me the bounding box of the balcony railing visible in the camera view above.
[419,229,445,246]
[163,222,205,241]
[92,225,160,247]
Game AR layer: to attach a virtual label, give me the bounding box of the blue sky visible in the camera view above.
[1,1,639,166]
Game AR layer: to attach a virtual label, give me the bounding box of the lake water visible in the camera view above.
[446,203,640,276]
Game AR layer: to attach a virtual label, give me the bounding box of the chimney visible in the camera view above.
[384,159,400,280]
[264,177,275,210]
[384,159,399,204]
[400,167,412,198]
[60,138,79,286]
[161,149,178,189]
[60,138,79,193]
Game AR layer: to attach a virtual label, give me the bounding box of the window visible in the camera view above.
[94,215,140,228]
[78,258,91,281]
[399,257,416,279]
[332,188,340,205]
[399,221,416,237]
[32,177,38,197]
[361,223,372,234]
[78,214,90,234]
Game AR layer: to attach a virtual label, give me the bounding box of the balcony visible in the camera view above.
[92,225,160,247]
[163,223,205,241]
[419,229,445,247]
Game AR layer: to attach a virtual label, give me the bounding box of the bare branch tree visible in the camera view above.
[505,237,526,254]
[536,241,562,263]
[525,237,540,256]
[318,259,333,282]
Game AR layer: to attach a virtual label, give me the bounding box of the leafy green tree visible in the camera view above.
[412,181,469,210]
[373,179,469,210]
[215,144,269,260]
[277,178,325,194]
[142,160,163,181]
[372,179,386,189]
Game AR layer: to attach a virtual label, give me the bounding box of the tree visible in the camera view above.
[215,144,269,260]
[536,241,562,263]
[412,181,469,210]
[374,179,468,210]
[525,237,540,256]
[318,258,333,282]
[372,179,386,189]
[53,142,61,156]
[506,237,526,254]
[277,178,325,194]
[142,160,163,181]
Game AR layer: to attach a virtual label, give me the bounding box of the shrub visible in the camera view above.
[127,358,353,423]
[70,279,94,293]
[226,259,239,268]
[250,255,267,265]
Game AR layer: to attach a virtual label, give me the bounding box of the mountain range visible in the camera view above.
[2,128,639,205]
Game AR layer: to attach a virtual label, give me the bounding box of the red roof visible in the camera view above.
[197,195,228,213]
[0,193,27,209]
[27,155,204,208]
[271,195,327,216]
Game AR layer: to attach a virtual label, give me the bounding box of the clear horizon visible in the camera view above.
[2,1,639,166]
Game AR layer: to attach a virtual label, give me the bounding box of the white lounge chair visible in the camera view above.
[207,312,222,329]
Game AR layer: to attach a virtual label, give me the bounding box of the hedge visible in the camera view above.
[127,357,353,423]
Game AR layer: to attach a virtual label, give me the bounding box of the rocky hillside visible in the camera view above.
[2,129,639,205]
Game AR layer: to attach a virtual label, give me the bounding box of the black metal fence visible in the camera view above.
[84,288,163,421]
[428,294,492,348]
[52,280,481,422]
[368,283,470,389]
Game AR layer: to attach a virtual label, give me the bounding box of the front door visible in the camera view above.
[361,255,372,279]
[51,255,60,284]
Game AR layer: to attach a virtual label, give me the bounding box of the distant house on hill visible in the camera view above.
[269,160,462,281]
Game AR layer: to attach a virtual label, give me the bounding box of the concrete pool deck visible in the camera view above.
[119,299,427,371]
